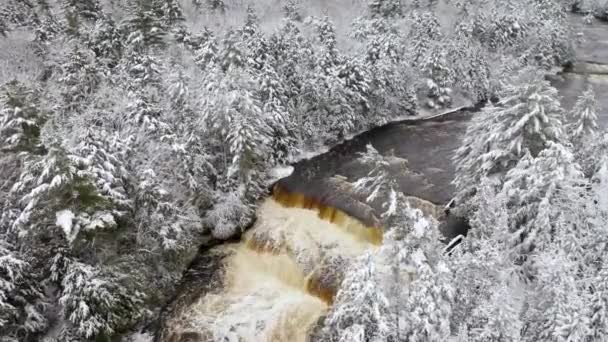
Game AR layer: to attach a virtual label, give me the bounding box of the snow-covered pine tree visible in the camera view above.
[449,37,491,102]
[58,261,143,340]
[396,208,454,341]
[353,144,399,217]
[57,47,101,114]
[130,166,191,251]
[258,65,297,164]
[126,0,167,50]
[192,27,218,70]
[369,0,403,18]
[126,90,169,133]
[282,0,302,22]
[323,252,394,342]
[11,143,114,244]
[523,251,590,342]
[201,67,271,198]
[0,80,47,155]
[71,129,132,217]
[569,86,600,145]
[88,14,122,66]
[0,241,48,341]
[158,0,185,26]
[242,5,259,38]
[408,10,441,67]
[219,30,245,72]
[422,42,455,106]
[500,142,589,266]
[314,16,341,73]
[63,0,102,22]
[453,67,565,205]
[588,262,608,339]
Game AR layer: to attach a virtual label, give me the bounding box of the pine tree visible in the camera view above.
[397,209,454,341]
[126,54,164,89]
[10,144,111,243]
[282,0,302,22]
[88,14,122,66]
[202,68,270,192]
[132,167,191,251]
[0,80,47,154]
[353,144,400,217]
[323,252,394,342]
[408,11,441,67]
[58,261,143,340]
[0,241,48,341]
[524,251,590,342]
[126,90,169,132]
[453,68,565,204]
[569,86,599,144]
[258,65,296,164]
[242,5,259,38]
[193,27,218,70]
[206,0,225,12]
[126,1,166,50]
[588,263,608,339]
[315,16,341,72]
[159,0,185,26]
[63,0,101,22]
[58,47,101,114]
[219,30,245,72]
[369,0,403,18]
[501,142,588,263]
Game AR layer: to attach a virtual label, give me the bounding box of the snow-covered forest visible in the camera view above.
[1,0,608,341]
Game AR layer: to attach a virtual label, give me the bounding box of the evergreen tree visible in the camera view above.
[63,0,101,22]
[315,16,341,72]
[397,209,454,341]
[324,252,394,342]
[0,80,47,154]
[57,47,101,114]
[242,5,259,38]
[501,142,588,264]
[11,144,112,243]
[193,27,218,70]
[569,86,600,144]
[219,30,245,72]
[201,68,271,193]
[0,241,48,341]
[126,1,166,50]
[58,261,143,340]
[353,144,399,215]
[408,10,441,67]
[523,251,590,342]
[453,68,565,204]
[88,15,122,66]
[258,65,296,164]
[588,263,608,339]
[158,0,184,26]
[282,0,302,22]
[369,0,403,18]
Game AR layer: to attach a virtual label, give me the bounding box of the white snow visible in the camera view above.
[56,210,76,243]
[267,166,295,184]
[128,332,154,342]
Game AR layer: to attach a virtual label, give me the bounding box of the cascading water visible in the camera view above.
[165,188,382,342]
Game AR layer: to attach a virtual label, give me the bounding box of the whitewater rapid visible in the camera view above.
[165,194,382,341]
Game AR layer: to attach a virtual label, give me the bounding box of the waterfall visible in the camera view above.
[167,190,382,341]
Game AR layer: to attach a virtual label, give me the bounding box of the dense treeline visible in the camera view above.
[0,0,587,340]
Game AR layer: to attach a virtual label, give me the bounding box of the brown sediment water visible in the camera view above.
[171,187,382,342]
